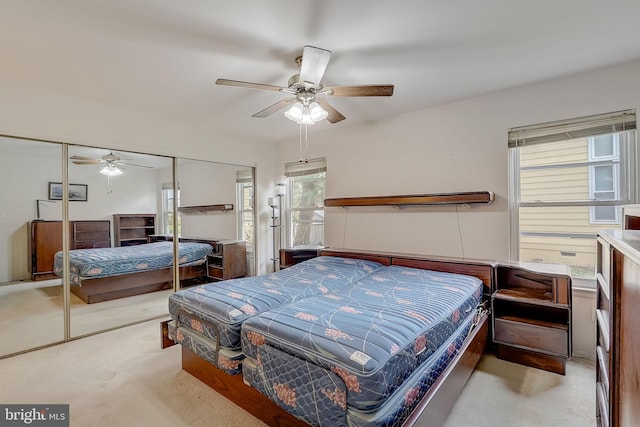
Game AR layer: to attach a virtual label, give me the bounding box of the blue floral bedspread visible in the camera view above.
[241,265,483,421]
[54,241,212,285]
[168,256,385,354]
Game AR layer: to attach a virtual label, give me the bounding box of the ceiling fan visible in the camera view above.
[71,152,151,176]
[216,45,394,124]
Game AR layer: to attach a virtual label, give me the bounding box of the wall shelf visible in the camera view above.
[324,191,494,207]
[178,204,234,214]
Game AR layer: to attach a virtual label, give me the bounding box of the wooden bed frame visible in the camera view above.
[171,249,495,427]
[71,264,206,304]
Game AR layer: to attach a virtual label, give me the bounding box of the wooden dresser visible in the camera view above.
[29,220,111,280]
[596,230,640,427]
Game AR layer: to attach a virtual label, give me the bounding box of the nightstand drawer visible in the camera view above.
[494,317,568,356]
[208,266,223,279]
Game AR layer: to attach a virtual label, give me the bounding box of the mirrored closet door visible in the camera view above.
[67,145,174,338]
[175,158,255,289]
[0,136,65,357]
[0,136,257,357]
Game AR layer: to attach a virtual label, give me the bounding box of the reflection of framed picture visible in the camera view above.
[48,182,88,202]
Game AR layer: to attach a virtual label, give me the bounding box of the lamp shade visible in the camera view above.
[284,102,304,122]
[308,102,328,122]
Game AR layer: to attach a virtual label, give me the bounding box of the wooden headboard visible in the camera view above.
[321,249,495,297]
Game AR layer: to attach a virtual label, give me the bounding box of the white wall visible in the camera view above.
[177,159,242,240]
[276,58,640,359]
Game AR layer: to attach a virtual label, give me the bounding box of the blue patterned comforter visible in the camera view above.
[54,241,212,285]
[168,256,384,359]
[241,265,483,422]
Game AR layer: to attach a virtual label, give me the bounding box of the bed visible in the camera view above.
[241,265,484,426]
[166,249,493,427]
[167,255,385,374]
[54,241,212,303]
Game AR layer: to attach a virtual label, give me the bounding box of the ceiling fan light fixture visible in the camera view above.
[308,102,328,122]
[284,101,327,125]
[284,102,304,122]
[100,164,123,176]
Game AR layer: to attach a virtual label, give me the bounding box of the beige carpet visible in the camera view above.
[0,319,595,427]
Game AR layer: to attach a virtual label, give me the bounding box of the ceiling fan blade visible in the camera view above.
[70,156,102,164]
[314,98,346,124]
[215,78,286,92]
[121,163,153,169]
[299,45,332,87]
[252,98,297,118]
[322,85,394,97]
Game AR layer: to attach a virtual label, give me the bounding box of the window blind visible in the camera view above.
[235,169,253,183]
[161,182,179,190]
[284,157,327,177]
[508,109,636,148]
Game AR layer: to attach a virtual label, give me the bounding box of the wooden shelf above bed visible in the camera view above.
[178,204,233,214]
[324,191,494,207]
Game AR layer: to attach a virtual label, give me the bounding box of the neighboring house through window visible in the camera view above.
[589,134,620,223]
[509,110,637,279]
[285,158,326,247]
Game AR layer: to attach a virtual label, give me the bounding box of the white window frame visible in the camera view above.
[588,135,620,224]
[284,158,326,247]
[161,183,179,235]
[508,109,637,278]
[236,179,254,244]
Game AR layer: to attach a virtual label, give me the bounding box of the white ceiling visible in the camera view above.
[2,0,640,142]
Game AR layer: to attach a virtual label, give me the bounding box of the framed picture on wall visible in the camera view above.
[48,182,88,201]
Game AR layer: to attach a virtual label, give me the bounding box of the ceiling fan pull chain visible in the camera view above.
[299,123,303,162]
[304,124,309,163]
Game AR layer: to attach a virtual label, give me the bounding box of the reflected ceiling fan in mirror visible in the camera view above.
[216,45,394,125]
[70,152,152,177]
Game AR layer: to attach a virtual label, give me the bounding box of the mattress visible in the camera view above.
[168,256,385,372]
[54,241,212,285]
[241,265,483,421]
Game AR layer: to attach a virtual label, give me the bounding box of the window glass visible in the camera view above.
[161,187,180,235]
[512,129,634,279]
[288,171,325,246]
[236,182,254,244]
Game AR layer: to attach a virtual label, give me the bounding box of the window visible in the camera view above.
[285,158,326,247]
[161,183,180,235]
[588,134,619,223]
[236,169,254,245]
[509,110,637,279]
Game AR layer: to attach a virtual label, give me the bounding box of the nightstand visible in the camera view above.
[492,262,572,375]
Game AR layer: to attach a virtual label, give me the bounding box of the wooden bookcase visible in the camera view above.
[491,262,572,375]
[113,214,156,246]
